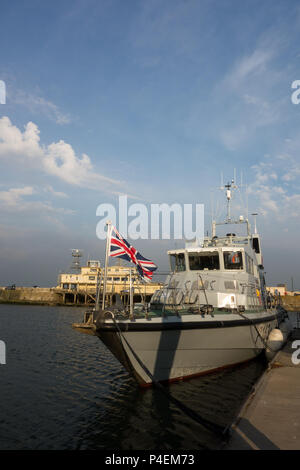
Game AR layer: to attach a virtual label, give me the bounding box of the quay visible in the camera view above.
[225,316,300,450]
[0,287,298,310]
[0,259,163,307]
[0,284,162,307]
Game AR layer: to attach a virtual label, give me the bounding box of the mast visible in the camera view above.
[224,178,237,222]
[225,182,232,222]
[211,173,251,241]
[252,213,258,234]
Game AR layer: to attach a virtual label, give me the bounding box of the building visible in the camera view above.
[266,284,287,296]
[58,260,101,291]
[57,260,163,301]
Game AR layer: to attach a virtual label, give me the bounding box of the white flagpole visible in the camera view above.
[95,268,102,312]
[129,266,134,319]
[102,220,112,310]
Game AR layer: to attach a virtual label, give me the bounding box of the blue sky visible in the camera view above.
[0,0,300,288]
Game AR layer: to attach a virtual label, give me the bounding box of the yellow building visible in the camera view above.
[266,285,287,296]
[57,260,162,298]
[58,260,101,291]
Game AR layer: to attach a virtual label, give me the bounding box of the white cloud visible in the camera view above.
[0,185,75,215]
[0,186,35,206]
[217,38,287,150]
[224,48,274,91]
[44,185,68,198]
[0,118,42,159]
[11,89,71,125]
[282,165,300,182]
[0,116,124,193]
[249,157,300,220]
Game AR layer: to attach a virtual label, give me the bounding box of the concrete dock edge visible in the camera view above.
[223,329,300,450]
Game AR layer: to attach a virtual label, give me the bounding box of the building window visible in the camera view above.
[63,283,69,289]
[88,276,95,280]
[88,261,100,268]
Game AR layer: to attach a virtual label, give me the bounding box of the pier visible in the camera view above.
[0,283,162,307]
[225,320,300,450]
[0,257,163,307]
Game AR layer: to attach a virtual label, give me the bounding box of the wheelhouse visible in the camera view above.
[168,247,257,274]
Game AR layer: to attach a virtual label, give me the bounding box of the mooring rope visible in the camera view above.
[236,308,286,353]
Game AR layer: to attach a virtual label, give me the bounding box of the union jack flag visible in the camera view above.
[109,225,157,281]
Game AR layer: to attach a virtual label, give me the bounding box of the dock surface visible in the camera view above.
[225,329,300,450]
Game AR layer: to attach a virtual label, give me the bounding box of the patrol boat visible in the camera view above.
[73,181,287,386]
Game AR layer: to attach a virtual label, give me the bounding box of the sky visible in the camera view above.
[0,0,300,289]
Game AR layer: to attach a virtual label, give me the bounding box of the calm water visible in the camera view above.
[0,304,267,450]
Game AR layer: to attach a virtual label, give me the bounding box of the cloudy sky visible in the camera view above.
[0,0,300,288]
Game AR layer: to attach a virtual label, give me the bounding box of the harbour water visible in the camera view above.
[0,304,267,450]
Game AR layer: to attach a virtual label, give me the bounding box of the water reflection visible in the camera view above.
[0,304,266,450]
[75,357,266,450]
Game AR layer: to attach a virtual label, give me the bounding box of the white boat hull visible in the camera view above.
[96,312,281,385]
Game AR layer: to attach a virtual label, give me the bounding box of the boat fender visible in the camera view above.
[265,328,284,361]
[279,319,291,339]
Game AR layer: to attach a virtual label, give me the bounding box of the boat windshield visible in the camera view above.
[223,251,243,270]
[170,253,186,272]
[188,251,220,270]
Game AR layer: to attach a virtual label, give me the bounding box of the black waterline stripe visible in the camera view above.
[96,313,278,332]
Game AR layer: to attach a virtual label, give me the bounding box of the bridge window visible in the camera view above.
[188,252,220,270]
[223,251,243,270]
[170,253,186,272]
